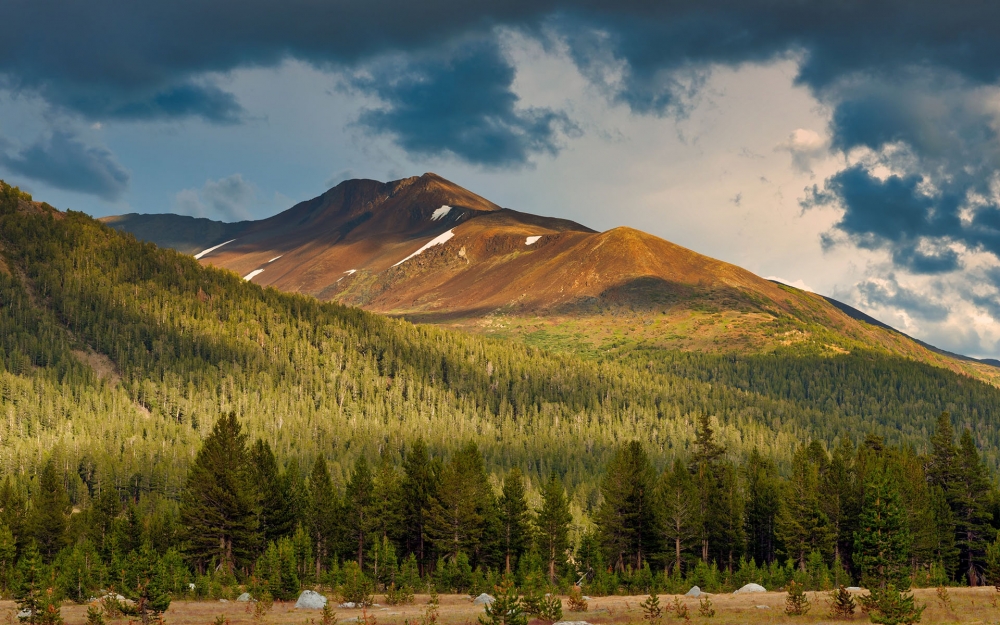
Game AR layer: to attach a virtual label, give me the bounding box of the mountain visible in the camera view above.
[104,173,999,382]
[6,178,1000,496]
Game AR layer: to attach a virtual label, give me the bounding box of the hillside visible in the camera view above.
[0,179,997,498]
[103,173,1000,384]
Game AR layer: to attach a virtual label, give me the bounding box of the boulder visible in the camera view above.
[237,593,252,603]
[755,605,771,610]
[685,586,702,597]
[473,593,495,605]
[846,587,862,591]
[554,622,592,625]
[296,590,328,609]
[189,583,197,592]
[339,602,357,609]
[17,610,32,620]
[219,599,229,603]
[734,583,766,594]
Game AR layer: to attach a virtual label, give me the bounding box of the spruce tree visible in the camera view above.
[123,543,171,625]
[0,477,27,557]
[536,474,572,583]
[953,429,993,585]
[250,439,295,547]
[402,438,437,573]
[372,452,405,544]
[344,455,376,567]
[427,442,493,564]
[657,457,700,574]
[595,441,657,571]
[777,445,833,570]
[854,470,911,591]
[690,416,724,562]
[178,412,259,574]
[743,448,780,566]
[308,456,338,578]
[32,459,70,563]
[498,468,530,574]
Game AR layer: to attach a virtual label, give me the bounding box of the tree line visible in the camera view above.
[4,408,1000,620]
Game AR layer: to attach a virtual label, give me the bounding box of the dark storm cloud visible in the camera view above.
[3,1,1000,174]
[351,40,575,168]
[0,131,129,201]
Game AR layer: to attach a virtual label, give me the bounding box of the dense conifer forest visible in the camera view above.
[3,181,1000,619]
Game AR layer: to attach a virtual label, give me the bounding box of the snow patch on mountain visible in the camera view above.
[244,269,265,281]
[431,205,452,221]
[393,229,455,267]
[194,239,235,259]
[525,236,542,245]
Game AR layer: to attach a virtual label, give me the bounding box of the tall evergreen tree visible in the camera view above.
[953,429,994,585]
[307,456,338,578]
[776,444,833,569]
[657,457,700,574]
[178,412,259,574]
[690,415,724,562]
[854,469,911,591]
[0,477,27,558]
[743,448,780,566]
[371,451,404,544]
[709,462,745,571]
[427,442,493,564]
[32,459,70,563]
[250,439,295,547]
[344,455,376,567]
[536,473,572,583]
[402,438,437,574]
[596,441,657,571]
[498,468,530,574]
[821,439,856,567]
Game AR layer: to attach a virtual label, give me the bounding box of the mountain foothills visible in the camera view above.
[105,172,1000,380]
[3,179,1000,620]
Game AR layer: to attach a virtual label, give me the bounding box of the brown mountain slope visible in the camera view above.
[102,173,1000,383]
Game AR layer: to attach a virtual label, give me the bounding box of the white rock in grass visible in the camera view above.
[237,593,252,602]
[296,590,328,609]
[473,593,495,605]
[18,610,32,620]
[685,586,702,597]
[755,605,771,610]
[338,602,356,609]
[734,583,766,594]
[846,587,862,591]
[555,621,592,625]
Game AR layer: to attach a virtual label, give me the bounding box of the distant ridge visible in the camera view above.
[104,173,1000,381]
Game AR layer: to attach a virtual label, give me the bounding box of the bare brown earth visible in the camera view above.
[101,173,999,383]
[7,588,998,625]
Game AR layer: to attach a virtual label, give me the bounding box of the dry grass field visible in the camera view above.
[5,587,1000,625]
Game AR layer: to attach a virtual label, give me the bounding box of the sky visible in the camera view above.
[2,1,1000,357]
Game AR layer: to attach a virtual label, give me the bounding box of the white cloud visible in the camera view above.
[173,174,256,221]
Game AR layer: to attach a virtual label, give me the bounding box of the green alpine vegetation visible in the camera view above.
[2,181,1000,617]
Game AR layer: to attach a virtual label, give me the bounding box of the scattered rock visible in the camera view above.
[685,586,702,598]
[237,593,252,603]
[17,610,32,620]
[582,597,591,601]
[734,583,767,594]
[755,605,770,610]
[296,590,328,609]
[846,587,862,591]
[189,583,197,592]
[339,602,357,609]
[473,593,495,605]
[219,599,229,603]
[554,621,592,625]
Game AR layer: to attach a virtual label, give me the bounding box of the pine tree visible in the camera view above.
[0,477,28,558]
[32,459,70,563]
[344,455,376,567]
[308,455,339,578]
[953,429,994,585]
[0,522,15,594]
[427,442,493,564]
[178,412,259,574]
[657,457,700,574]
[250,439,295,547]
[536,474,572,583]
[743,448,780,566]
[596,441,657,571]
[777,445,833,570]
[821,440,856,568]
[690,416,724,563]
[14,542,58,625]
[854,470,911,591]
[497,468,530,574]
[372,452,405,544]
[123,543,171,625]
[402,438,437,574]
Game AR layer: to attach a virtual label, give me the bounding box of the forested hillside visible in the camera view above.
[4,181,1000,614]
